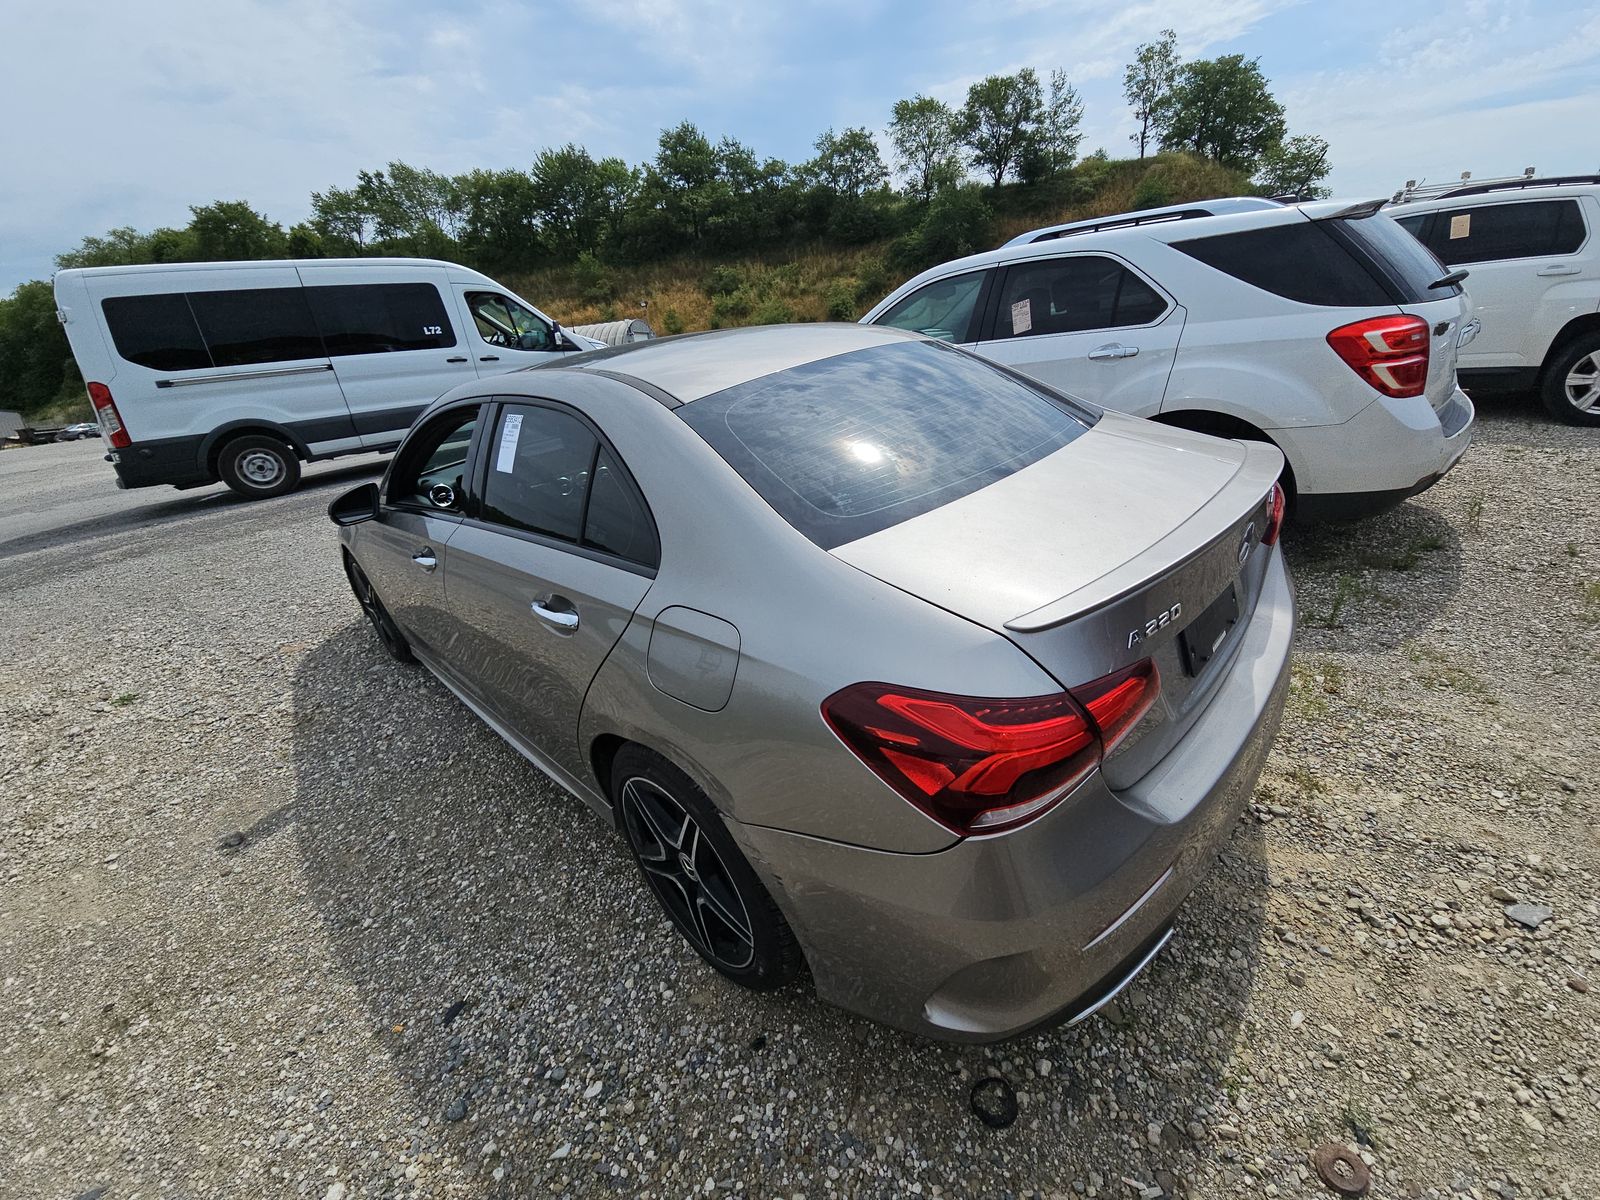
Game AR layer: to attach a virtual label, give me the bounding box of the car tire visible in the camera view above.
[1540,333,1600,426]
[342,553,415,663]
[611,744,804,991]
[218,434,302,498]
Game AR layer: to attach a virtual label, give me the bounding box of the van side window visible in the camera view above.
[187,288,324,367]
[1422,199,1586,265]
[102,294,213,372]
[306,283,458,355]
[994,256,1168,338]
[466,293,553,352]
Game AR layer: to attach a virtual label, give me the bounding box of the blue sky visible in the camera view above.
[3,0,1598,293]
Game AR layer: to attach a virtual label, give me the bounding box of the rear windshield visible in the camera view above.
[679,340,1096,549]
[1338,212,1460,301]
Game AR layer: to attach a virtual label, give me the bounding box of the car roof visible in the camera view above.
[546,323,925,403]
[1002,196,1282,246]
[53,257,500,284]
[1392,177,1600,211]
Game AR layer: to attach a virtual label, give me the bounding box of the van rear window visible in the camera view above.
[102,294,213,372]
[679,340,1096,549]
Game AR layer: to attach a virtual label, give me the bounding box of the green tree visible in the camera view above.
[529,145,612,258]
[959,69,1044,186]
[456,168,543,269]
[888,95,962,200]
[1255,134,1332,198]
[309,185,378,252]
[1123,29,1180,158]
[1022,69,1084,182]
[0,281,77,417]
[55,225,194,269]
[1154,54,1287,174]
[187,200,289,261]
[807,127,888,198]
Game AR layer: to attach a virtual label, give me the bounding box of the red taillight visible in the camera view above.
[822,661,1160,837]
[87,382,130,449]
[1262,481,1286,546]
[1325,315,1430,399]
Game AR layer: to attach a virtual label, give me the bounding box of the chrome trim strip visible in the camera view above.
[155,363,334,388]
[1065,925,1174,1027]
[1083,865,1174,951]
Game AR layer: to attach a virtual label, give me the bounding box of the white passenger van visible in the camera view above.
[53,258,603,497]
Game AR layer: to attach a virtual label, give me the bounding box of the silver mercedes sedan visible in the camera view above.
[329,324,1294,1042]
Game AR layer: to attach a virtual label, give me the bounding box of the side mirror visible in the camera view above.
[551,324,578,351]
[328,481,381,526]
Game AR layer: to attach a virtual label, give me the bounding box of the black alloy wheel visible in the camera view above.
[343,555,414,663]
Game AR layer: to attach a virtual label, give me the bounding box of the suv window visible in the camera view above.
[467,292,553,352]
[187,287,325,367]
[874,272,986,342]
[1174,220,1395,307]
[307,283,457,355]
[390,406,479,512]
[680,339,1095,550]
[1408,199,1586,265]
[102,294,213,372]
[993,255,1166,338]
[481,404,659,566]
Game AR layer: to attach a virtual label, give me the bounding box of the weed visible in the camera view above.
[825,281,858,322]
[111,693,138,707]
[1342,1097,1381,1148]
[1464,493,1486,534]
[1406,644,1489,696]
[1566,542,1579,558]
[1583,580,1600,626]
[1288,764,1326,796]
[660,308,684,336]
[1306,572,1362,628]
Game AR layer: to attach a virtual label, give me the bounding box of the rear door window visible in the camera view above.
[307,283,458,355]
[1420,199,1586,264]
[992,255,1167,338]
[873,272,987,342]
[680,339,1095,549]
[102,294,212,371]
[187,287,325,367]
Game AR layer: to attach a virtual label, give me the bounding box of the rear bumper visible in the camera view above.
[1285,387,1475,521]
[107,436,213,490]
[736,550,1295,1042]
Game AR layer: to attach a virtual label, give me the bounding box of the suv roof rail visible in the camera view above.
[1003,196,1281,247]
[1437,174,1600,199]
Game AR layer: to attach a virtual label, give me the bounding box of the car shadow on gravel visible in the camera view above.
[289,621,1270,1195]
[1283,500,1464,656]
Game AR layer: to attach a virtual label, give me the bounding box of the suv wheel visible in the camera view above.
[218,433,302,498]
[1541,332,1600,426]
[612,744,804,991]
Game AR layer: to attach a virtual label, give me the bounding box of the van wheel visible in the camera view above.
[218,434,302,498]
[1541,333,1600,426]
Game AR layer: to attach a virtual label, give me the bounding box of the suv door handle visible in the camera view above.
[446,355,469,363]
[1088,343,1138,361]
[479,355,500,362]
[412,548,437,572]
[531,597,579,633]
[1536,265,1580,276]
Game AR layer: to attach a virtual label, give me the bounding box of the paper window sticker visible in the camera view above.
[495,412,524,473]
[1010,298,1032,335]
[1449,213,1471,240]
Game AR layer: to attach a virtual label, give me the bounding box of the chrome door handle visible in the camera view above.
[1088,343,1138,361]
[531,598,579,632]
[1536,265,1580,276]
[412,548,437,572]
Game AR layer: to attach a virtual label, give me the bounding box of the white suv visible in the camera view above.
[1389,176,1600,425]
[861,198,1477,520]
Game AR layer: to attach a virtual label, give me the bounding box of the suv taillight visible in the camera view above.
[822,662,1160,837]
[88,382,130,449]
[1263,481,1286,546]
[1326,315,1430,399]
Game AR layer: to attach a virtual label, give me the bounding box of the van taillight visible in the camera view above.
[822,662,1160,837]
[87,382,130,449]
[1325,315,1430,399]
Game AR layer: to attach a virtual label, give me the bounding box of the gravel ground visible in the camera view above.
[2,401,1596,1200]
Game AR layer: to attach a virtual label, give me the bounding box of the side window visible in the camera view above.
[187,288,324,367]
[307,283,457,355]
[481,404,659,567]
[1174,222,1392,307]
[874,272,986,342]
[994,256,1167,338]
[1427,200,1587,265]
[389,406,479,512]
[466,292,553,352]
[102,294,213,371]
